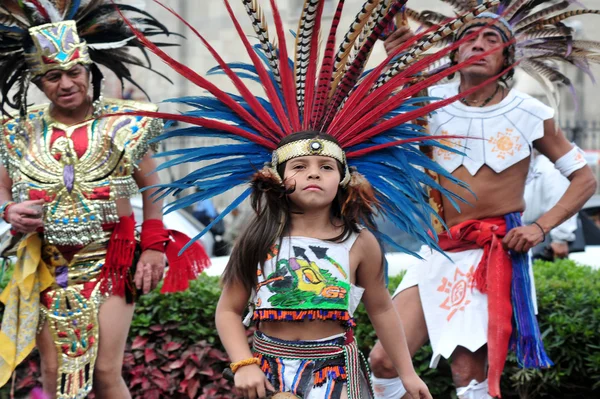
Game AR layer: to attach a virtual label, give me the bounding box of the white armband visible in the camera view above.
[554,145,587,178]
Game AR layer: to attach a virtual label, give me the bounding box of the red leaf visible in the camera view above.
[132,336,149,350]
[208,348,228,361]
[199,368,215,377]
[187,379,200,399]
[152,376,169,391]
[144,348,158,363]
[164,341,182,352]
[141,377,150,390]
[184,363,198,380]
[169,358,186,370]
[149,324,163,332]
[123,352,135,366]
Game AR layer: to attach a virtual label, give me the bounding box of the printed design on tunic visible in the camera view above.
[437,265,475,321]
[258,244,349,309]
[488,128,522,160]
[434,130,461,161]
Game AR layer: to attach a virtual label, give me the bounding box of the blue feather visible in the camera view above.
[179,187,253,253]
[66,0,81,20]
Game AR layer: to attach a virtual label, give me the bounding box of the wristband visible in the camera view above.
[140,219,168,252]
[230,357,260,373]
[0,201,15,223]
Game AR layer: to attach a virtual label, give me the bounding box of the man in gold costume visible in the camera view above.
[0,2,209,398]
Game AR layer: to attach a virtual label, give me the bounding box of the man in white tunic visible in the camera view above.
[369,9,597,399]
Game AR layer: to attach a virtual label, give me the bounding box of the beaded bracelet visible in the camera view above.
[230,357,260,373]
[0,201,15,223]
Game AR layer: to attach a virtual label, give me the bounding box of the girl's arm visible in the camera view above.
[216,279,274,399]
[354,230,432,399]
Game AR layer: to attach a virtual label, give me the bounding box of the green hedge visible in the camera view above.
[1,260,599,398]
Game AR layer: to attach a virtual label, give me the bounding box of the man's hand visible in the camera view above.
[550,241,569,259]
[502,225,545,253]
[134,249,166,294]
[383,26,414,56]
[5,199,45,233]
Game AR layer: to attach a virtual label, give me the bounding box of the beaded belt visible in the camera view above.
[253,331,373,398]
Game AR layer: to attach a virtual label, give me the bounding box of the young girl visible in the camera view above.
[121,0,492,397]
[215,131,431,399]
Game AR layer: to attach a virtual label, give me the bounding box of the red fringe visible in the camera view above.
[100,215,136,297]
[141,219,211,293]
[161,229,210,293]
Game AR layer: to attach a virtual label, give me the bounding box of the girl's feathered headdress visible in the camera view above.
[0,0,175,115]
[405,0,600,106]
[122,0,508,254]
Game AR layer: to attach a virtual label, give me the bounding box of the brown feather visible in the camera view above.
[331,0,381,94]
[514,0,571,31]
[535,9,600,29]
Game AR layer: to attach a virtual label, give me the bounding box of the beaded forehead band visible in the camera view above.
[272,139,351,187]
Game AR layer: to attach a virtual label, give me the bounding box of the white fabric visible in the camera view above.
[428,83,555,175]
[553,144,587,178]
[393,245,536,368]
[523,154,578,242]
[371,375,406,399]
[456,379,492,399]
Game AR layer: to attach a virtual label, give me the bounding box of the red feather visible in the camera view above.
[343,62,518,148]
[108,111,278,150]
[152,0,284,141]
[26,0,50,21]
[328,18,444,135]
[223,0,293,135]
[269,0,301,131]
[301,0,325,130]
[337,26,516,144]
[324,0,407,127]
[113,4,278,143]
[310,0,346,128]
[346,134,480,158]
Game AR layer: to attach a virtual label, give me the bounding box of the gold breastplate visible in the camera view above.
[0,99,162,246]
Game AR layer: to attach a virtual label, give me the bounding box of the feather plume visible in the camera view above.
[37,0,61,22]
[294,0,321,112]
[310,0,346,126]
[535,9,600,29]
[514,0,572,31]
[330,0,381,95]
[242,0,281,87]
[375,0,500,89]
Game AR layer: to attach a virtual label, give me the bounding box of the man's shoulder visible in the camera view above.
[508,89,555,120]
[100,98,158,114]
[1,104,48,126]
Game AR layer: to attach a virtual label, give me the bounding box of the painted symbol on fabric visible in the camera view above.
[260,245,349,308]
[488,128,522,160]
[575,151,585,163]
[434,130,461,161]
[438,265,475,321]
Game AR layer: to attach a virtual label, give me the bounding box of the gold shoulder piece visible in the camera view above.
[0,104,49,177]
[99,99,163,162]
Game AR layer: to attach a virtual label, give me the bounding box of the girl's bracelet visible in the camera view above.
[230,357,260,373]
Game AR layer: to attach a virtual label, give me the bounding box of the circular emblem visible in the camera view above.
[308,139,324,154]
